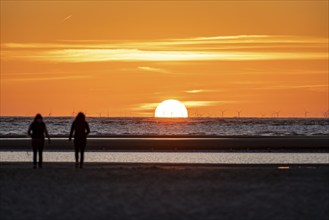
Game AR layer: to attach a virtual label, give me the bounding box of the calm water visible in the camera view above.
[1,117,328,136]
[1,151,328,164]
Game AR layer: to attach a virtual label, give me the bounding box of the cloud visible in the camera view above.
[251,84,328,91]
[185,89,217,93]
[4,75,89,82]
[4,35,327,49]
[2,35,328,62]
[135,100,226,111]
[185,89,204,94]
[137,66,170,74]
[2,49,327,63]
[134,103,159,110]
[183,101,230,107]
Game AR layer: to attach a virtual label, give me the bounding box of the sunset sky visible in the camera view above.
[1,1,328,117]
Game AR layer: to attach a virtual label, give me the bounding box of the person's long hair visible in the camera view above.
[75,112,86,125]
[33,114,43,123]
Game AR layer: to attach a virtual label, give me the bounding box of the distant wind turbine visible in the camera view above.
[271,112,279,118]
[220,110,226,118]
[274,111,280,118]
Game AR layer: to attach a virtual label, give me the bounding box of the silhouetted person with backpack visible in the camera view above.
[69,112,90,168]
[28,114,50,168]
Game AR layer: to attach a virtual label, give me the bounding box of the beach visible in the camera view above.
[1,137,328,220]
[1,163,328,220]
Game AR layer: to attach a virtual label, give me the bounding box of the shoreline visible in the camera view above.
[2,134,329,138]
[1,136,328,151]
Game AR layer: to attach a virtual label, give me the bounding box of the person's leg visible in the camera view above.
[80,148,84,168]
[74,141,79,168]
[32,140,37,168]
[80,140,86,168]
[38,140,44,168]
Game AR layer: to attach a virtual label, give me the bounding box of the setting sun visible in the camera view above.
[155,100,188,118]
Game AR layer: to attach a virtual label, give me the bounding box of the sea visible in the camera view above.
[1,117,328,164]
[0,117,328,137]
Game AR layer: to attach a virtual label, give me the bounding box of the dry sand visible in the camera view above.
[1,163,328,220]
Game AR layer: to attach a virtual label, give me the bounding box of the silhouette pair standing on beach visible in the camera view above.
[28,112,90,168]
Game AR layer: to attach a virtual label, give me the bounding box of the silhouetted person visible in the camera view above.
[69,112,90,168]
[28,114,50,168]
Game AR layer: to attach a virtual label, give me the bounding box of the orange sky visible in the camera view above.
[1,1,328,117]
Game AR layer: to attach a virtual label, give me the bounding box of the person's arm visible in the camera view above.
[44,124,51,143]
[28,124,32,136]
[86,122,90,136]
[69,122,75,141]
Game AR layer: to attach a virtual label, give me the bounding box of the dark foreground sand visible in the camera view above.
[1,163,328,220]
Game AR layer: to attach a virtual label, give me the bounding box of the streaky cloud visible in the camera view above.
[138,66,170,74]
[185,90,204,94]
[4,35,327,49]
[185,89,217,93]
[135,100,229,111]
[4,75,89,82]
[251,84,328,90]
[2,49,327,62]
[2,35,328,62]
[183,101,235,107]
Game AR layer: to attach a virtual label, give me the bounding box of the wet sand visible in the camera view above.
[1,151,329,164]
[1,136,328,151]
[1,163,328,220]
